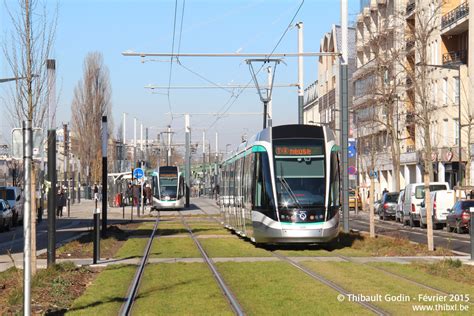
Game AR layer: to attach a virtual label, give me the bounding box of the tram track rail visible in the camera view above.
[119,214,160,316]
[195,199,473,312]
[178,211,245,316]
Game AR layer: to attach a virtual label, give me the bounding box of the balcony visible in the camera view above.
[406,1,415,17]
[442,50,467,66]
[441,2,469,35]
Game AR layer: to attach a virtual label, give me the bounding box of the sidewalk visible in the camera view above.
[0,198,155,272]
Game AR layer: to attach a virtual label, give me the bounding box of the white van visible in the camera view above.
[419,190,461,229]
[0,186,24,225]
[402,182,450,227]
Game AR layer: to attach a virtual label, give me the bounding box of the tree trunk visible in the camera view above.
[369,177,375,238]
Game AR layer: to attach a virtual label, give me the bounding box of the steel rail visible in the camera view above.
[197,199,386,315]
[179,212,245,316]
[119,216,160,316]
[271,251,389,316]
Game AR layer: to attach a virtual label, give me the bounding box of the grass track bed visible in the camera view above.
[302,261,467,315]
[67,265,136,315]
[200,238,272,257]
[370,262,474,297]
[150,237,201,258]
[215,261,370,315]
[132,263,232,315]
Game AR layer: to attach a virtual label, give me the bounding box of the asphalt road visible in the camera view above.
[0,198,221,256]
[349,211,472,254]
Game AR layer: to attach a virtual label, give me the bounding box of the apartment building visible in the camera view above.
[354,0,471,199]
[303,24,356,143]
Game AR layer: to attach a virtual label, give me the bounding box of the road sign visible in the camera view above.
[369,170,378,179]
[348,166,357,175]
[348,139,356,158]
[12,128,43,159]
[133,168,144,179]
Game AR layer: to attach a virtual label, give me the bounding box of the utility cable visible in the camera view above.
[167,0,179,122]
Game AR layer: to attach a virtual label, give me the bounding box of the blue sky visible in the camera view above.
[1,0,360,151]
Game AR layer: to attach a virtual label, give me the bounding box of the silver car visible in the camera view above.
[0,199,13,231]
[377,192,399,221]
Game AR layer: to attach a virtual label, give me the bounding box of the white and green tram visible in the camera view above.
[151,166,185,210]
[219,124,340,244]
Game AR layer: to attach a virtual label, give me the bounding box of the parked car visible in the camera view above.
[0,199,13,231]
[0,186,24,225]
[349,189,361,211]
[446,200,474,234]
[402,182,450,227]
[373,199,382,215]
[420,190,458,229]
[377,192,399,220]
[395,189,405,223]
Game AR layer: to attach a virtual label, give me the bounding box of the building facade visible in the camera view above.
[354,0,471,201]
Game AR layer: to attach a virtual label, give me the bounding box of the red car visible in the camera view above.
[446,200,473,234]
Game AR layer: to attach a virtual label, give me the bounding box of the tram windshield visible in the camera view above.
[274,139,325,208]
[159,173,178,199]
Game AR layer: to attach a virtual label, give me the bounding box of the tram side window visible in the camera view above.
[329,151,340,213]
[178,176,184,198]
[242,154,253,209]
[152,176,158,197]
[254,152,276,219]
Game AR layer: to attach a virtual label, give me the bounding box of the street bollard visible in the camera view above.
[93,199,100,264]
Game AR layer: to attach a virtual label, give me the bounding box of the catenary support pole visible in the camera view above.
[47,130,57,267]
[267,66,273,128]
[102,116,108,237]
[185,114,191,207]
[340,0,349,233]
[297,22,304,124]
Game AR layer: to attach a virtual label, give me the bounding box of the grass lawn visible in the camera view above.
[216,261,370,315]
[303,261,467,315]
[0,263,98,315]
[149,237,201,258]
[67,265,136,315]
[132,263,232,315]
[199,238,272,257]
[188,222,229,236]
[370,260,474,296]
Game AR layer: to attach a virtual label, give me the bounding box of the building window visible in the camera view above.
[443,78,448,105]
[443,119,448,146]
[454,76,460,105]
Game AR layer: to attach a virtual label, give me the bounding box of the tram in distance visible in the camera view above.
[151,166,185,210]
[219,124,340,244]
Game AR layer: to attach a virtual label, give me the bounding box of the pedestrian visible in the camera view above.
[382,188,388,196]
[132,184,140,207]
[144,184,152,206]
[56,189,65,217]
[126,182,133,206]
[93,184,99,201]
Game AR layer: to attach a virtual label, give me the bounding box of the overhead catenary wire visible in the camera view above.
[167,0,180,123]
[206,0,305,129]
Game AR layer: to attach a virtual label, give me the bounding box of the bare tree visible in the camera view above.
[3,0,57,276]
[363,11,406,193]
[401,1,443,252]
[2,0,57,129]
[71,52,113,184]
